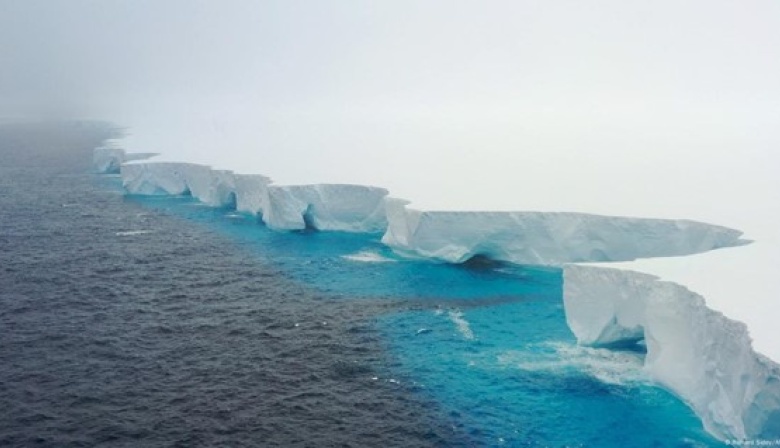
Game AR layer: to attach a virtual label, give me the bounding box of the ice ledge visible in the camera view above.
[382,198,747,265]
[563,264,780,440]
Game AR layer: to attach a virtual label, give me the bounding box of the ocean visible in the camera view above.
[0,123,723,447]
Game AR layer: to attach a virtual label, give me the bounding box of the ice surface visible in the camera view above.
[382,199,746,265]
[563,264,780,440]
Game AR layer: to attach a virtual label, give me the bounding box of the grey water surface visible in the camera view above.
[0,123,462,447]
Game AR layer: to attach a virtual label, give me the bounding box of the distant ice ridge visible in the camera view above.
[118,159,388,232]
[382,198,746,265]
[563,265,780,440]
[93,139,157,174]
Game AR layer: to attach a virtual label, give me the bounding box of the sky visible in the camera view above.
[2,0,779,357]
[4,0,777,216]
[2,0,778,226]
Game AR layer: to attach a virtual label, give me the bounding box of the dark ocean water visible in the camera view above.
[0,124,463,447]
[0,123,723,447]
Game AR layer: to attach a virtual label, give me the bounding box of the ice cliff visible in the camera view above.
[93,140,157,174]
[119,160,388,232]
[564,265,780,440]
[382,198,745,265]
[262,184,388,232]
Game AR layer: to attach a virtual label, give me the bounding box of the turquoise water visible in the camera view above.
[123,192,724,447]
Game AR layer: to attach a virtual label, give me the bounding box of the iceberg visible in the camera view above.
[93,146,126,174]
[117,160,388,232]
[382,199,746,265]
[93,141,157,174]
[233,173,271,216]
[263,184,388,232]
[563,264,780,440]
[120,161,193,196]
[121,161,237,207]
[97,145,779,443]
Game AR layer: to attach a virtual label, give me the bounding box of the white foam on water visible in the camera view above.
[448,310,475,341]
[499,342,648,387]
[115,230,154,237]
[341,250,396,263]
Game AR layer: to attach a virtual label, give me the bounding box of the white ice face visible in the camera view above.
[233,174,271,216]
[93,140,157,174]
[120,162,192,196]
[563,264,780,441]
[92,146,126,174]
[263,184,388,232]
[382,200,746,265]
[116,159,388,233]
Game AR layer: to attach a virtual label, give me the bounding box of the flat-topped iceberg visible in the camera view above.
[263,184,388,232]
[563,264,780,440]
[382,199,746,265]
[121,161,193,196]
[118,160,388,232]
[93,143,157,174]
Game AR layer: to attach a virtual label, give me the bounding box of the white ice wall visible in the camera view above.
[93,146,126,174]
[563,264,780,440]
[382,200,746,265]
[93,140,157,174]
[120,162,191,195]
[264,184,388,232]
[233,174,271,216]
[116,159,389,233]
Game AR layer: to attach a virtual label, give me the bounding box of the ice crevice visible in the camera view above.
[96,142,779,442]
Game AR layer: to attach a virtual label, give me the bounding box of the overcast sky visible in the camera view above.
[2,0,779,226]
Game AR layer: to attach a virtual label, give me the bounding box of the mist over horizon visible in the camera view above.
[2,0,779,222]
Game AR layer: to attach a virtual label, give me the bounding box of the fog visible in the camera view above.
[2,0,779,224]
